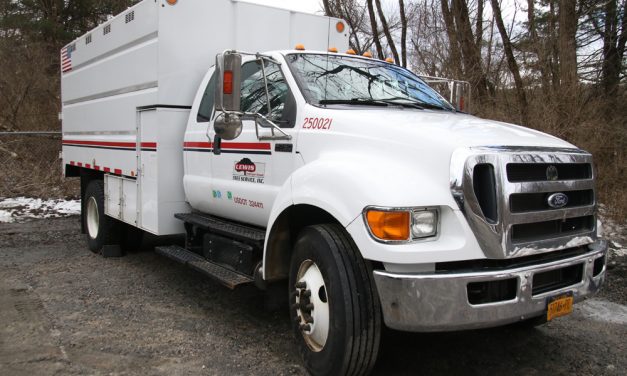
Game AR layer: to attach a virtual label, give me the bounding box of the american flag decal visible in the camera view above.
[61,45,74,73]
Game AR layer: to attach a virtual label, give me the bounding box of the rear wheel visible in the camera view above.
[289,224,381,376]
[84,180,119,253]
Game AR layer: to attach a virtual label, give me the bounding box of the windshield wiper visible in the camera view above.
[318,98,390,107]
[379,97,454,111]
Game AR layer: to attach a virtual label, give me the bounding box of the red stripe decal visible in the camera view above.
[114,169,122,175]
[141,142,157,148]
[184,141,211,148]
[63,139,135,148]
[223,142,271,150]
[183,141,271,150]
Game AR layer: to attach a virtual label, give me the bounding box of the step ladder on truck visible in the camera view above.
[61,1,607,375]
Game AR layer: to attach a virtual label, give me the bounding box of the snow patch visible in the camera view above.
[0,197,80,223]
[577,299,627,325]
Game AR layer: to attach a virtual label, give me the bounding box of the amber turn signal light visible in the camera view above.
[365,210,410,241]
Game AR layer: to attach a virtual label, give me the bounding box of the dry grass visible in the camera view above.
[478,86,626,220]
[0,135,79,199]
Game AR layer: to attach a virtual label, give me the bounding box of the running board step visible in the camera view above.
[155,245,253,289]
[175,212,266,247]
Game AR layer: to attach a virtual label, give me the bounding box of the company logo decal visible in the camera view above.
[233,158,265,184]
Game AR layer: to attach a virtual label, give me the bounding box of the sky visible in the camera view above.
[244,0,323,14]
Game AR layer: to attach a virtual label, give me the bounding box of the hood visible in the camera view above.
[316,107,575,151]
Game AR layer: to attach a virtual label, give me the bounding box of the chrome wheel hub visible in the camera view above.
[294,260,329,352]
[86,197,99,239]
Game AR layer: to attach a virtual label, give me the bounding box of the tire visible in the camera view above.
[83,179,119,253]
[289,224,381,376]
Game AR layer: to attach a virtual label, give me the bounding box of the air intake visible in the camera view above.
[473,163,498,223]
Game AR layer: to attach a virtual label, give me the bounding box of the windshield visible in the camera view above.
[285,53,454,111]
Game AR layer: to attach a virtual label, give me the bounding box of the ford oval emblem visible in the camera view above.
[547,193,569,209]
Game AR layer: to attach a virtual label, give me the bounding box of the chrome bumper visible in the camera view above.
[373,240,607,332]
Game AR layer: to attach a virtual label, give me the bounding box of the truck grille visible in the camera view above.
[451,147,597,259]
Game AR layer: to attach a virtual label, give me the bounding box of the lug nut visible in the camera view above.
[305,317,314,324]
[303,289,311,298]
[306,303,314,311]
[295,281,307,289]
[291,303,300,310]
[300,324,311,331]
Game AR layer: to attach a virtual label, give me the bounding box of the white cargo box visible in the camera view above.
[61,0,349,235]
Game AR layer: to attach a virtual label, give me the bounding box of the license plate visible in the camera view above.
[546,292,574,321]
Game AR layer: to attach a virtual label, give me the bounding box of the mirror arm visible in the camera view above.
[258,58,275,136]
[254,113,292,141]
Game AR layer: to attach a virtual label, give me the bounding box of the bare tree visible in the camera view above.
[490,0,528,125]
[399,0,408,67]
[366,0,385,58]
[375,0,401,63]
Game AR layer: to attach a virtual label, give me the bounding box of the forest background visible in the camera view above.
[0,0,624,218]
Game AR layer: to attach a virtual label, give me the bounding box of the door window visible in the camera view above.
[197,72,217,122]
[240,61,296,128]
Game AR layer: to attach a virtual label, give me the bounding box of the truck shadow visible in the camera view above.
[122,248,568,376]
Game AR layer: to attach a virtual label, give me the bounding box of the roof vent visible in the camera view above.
[103,24,111,35]
[85,34,92,45]
[125,11,135,24]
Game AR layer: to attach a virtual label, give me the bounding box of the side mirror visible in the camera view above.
[214,51,243,141]
[214,112,243,140]
[214,51,242,113]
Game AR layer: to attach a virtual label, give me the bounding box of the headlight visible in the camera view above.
[411,209,438,238]
[364,207,438,243]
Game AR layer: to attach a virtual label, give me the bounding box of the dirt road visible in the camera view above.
[1,217,625,375]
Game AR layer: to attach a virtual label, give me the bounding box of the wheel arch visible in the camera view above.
[263,204,345,281]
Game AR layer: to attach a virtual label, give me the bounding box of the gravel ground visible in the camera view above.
[0,216,625,376]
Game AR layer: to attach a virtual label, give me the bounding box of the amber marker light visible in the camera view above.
[336,21,345,33]
[346,49,356,55]
[363,51,372,58]
[385,57,394,63]
[328,47,338,53]
[295,44,305,50]
[365,210,410,241]
[166,0,178,5]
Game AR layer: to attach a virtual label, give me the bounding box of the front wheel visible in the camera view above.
[289,224,381,376]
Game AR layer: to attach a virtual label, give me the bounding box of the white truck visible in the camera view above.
[60,1,608,375]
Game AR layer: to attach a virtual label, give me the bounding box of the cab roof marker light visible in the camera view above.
[295,44,305,51]
[363,51,372,58]
[346,49,356,55]
[328,47,338,53]
[385,57,394,63]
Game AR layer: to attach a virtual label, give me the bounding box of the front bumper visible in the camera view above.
[373,240,607,332]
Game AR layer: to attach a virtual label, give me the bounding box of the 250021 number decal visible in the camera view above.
[302,117,333,130]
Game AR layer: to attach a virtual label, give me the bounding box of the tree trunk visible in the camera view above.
[476,0,483,48]
[558,0,578,90]
[375,0,400,64]
[451,0,489,101]
[399,0,408,67]
[440,0,463,78]
[366,0,384,58]
[527,0,552,96]
[490,0,528,125]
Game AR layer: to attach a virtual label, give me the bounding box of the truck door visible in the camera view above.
[186,58,297,227]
